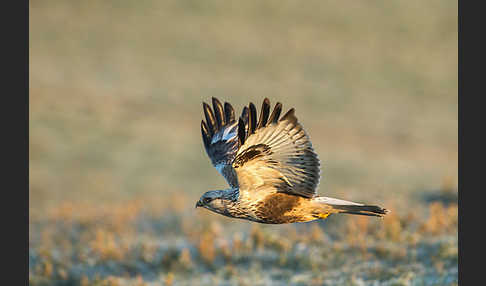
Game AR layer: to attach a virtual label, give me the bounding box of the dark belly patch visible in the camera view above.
[256,193,303,224]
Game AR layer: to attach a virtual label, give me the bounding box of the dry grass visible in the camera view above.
[421,202,458,235]
[30,0,456,285]
[29,196,457,285]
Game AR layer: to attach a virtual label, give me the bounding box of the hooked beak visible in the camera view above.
[195,200,203,208]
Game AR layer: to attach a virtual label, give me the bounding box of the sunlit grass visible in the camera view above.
[29,195,457,285]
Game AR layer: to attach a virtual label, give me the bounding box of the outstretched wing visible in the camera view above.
[232,98,321,198]
[201,97,243,188]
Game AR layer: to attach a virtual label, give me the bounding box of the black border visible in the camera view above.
[7,0,30,283]
[458,0,481,284]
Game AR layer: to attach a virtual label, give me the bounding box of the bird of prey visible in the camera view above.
[196,98,388,224]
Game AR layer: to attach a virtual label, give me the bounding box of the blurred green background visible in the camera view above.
[30,1,457,285]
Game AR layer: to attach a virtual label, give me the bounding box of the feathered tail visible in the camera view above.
[313,196,389,217]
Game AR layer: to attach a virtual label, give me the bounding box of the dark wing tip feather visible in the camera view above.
[202,102,216,135]
[212,97,225,128]
[241,106,249,125]
[257,98,271,129]
[224,102,235,123]
[269,102,282,124]
[201,120,211,150]
[248,102,257,136]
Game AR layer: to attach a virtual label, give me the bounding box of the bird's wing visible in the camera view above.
[232,98,321,198]
[201,97,243,188]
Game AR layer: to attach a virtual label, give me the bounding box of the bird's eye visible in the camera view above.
[203,197,212,204]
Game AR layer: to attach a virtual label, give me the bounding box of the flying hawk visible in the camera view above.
[196,98,388,224]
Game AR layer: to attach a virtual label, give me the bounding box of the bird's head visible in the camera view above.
[195,189,237,215]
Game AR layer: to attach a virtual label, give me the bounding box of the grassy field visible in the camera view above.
[30,1,457,285]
